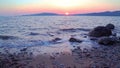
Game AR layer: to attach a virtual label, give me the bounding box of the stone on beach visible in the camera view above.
[49,38,62,44]
[88,23,120,45]
[88,26,112,37]
[98,37,116,45]
[0,35,17,40]
[29,32,39,35]
[69,38,82,43]
[52,38,61,42]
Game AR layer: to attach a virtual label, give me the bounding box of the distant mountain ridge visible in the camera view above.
[74,11,120,16]
[24,13,61,16]
[24,11,120,16]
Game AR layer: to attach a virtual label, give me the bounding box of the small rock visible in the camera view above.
[89,37,98,40]
[52,38,61,42]
[50,56,55,59]
[0,35,16,40]
[69,38,82,43]
[86,53,91,57]
[20,48,27,52]
[29,32,39,35]
[50,38,62,44]
[73,46,76,48]
[56,53,59,55]
[98,37,116,45]
[83,35,87,38]
[44,53,47,54]
[77,46,80,49]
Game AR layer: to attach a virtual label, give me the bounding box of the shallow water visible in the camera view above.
[0,16,120,53]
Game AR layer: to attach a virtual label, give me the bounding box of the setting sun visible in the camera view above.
[65,12,69,15]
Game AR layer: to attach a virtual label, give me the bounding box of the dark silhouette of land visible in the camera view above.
[24,11,120,16]
[24,13,61,16]
[74,11,120,16]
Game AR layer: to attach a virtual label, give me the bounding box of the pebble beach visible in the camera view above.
[0,40,120,68]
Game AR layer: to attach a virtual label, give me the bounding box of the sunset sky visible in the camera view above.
[0,0,120,16]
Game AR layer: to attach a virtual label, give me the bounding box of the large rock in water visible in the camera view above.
[106,23,115,30]
[98,37,117,45]
[88,26,112,37]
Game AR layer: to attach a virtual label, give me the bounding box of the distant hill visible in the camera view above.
[74,11,120,16]
[24,13,61,16]
[23,11,120,16]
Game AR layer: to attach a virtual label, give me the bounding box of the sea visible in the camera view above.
[0,16,120,54]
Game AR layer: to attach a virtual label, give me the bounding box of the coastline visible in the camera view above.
[0,42,120,68]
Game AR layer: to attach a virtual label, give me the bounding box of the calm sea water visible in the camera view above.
[0,16,120,49]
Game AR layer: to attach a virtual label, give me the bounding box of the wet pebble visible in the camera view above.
[29,32,39,35]
[69,37,82,43]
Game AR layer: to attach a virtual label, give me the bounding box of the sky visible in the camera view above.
[0,0,120,16]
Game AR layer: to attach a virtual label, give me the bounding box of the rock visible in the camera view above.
[69,38,82,43]
[89,26,112,37]
[56,52,59,55]
[98,37,116,45]
[29,32,39,35]
[77,46,80,49]
[0,35,16,40]
[60,28,90,32]
[20,48,27,52]
[89,37,98,40]
[49,38,62,44]
[106,23,115,30]
[52,38,61,42]
[50,56,55,59]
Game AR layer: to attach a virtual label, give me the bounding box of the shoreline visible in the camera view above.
[0,42,120,68]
